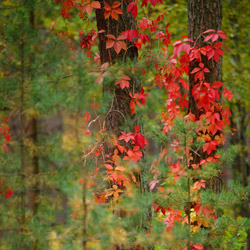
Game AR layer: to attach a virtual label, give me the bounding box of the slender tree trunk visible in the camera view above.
[96,0,139,137]
[227,3,250,246]
[188,1,222,249]
[28,12,40,250]
[29,10,40,218]
[95,1,153,249]
[30,118,39,214]
[20,14,26,250]
[188,0,222,115]
[188,0,222,192]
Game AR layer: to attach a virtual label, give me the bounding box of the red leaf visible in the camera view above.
[95,76,104,84]
[134,125,140,132]
[85,3,93,14]
[203,29,216,34]
[139,33,149,44]
[5,188,13,199]
[218,30,228,39]
[114,7,123,14]
[91,1,101,9]
[3,144,8,153]
[106,34,116,40]
[111,10,118,20]
[114,42,122,54]
[106,40,115,49]
[50,17,56,30]
[212,34,219,42]
[115,76,130,89]
[179,79,189,90]
[212,81,223,88]
[117,75,130,88]
[193,243,204,250]
[134,133,146,149]
[121,30,138,42]
[214,41,222,49]
[127,2,137,19]
[104,8,111,19]
[203,140,218,155]
[130,99,136,115]
[200,159,206,165]
[116,166,125,171]
[223,88,233,101]
[150,180,159,190]
[142,0,162,7]
[190,67,200,74]
[206,46,214,60]
[122,75,130,81]
[101,62,109,70]
[104,4,111,11]
[104,164,113,170]
[117,144,125,153]
[118,41,127,51]
[112,1,121,8]
[117,35,126,41]
[204,34,213,42]
[119,132,134,143]
[3,117,9,122]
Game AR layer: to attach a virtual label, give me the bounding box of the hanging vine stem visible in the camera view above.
[107,16,112,63]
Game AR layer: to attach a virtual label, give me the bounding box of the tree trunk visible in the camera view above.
[188,2,223,249]
[188,0,222,193]
[95,0,139,137]
[95,1,153,249]
[227,2,250,246]
[29,10,40,218]
[188,0,222,115]
[20,14,26,250]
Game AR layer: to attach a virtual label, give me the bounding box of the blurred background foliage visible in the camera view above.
[0,0,249,249]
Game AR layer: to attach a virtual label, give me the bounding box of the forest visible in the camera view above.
[0,0,250,249]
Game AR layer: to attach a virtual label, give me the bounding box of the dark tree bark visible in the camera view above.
[188,0,223,194]
[95,0,138,64]
[19,12,27,250]
[29,10,40,218]
[227,2,250,245]
[188,1,223,249]
[188,0,222,117]
[95,1,153,250]
[95,0,139,137]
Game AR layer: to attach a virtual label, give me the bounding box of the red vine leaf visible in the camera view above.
[106,40,115,49]
[115,75,131,89]
[127,2,137,19]
[130,99,136,115]
[104,2,123,20]
[121,30,138,42]
[5,188,13,199]
[212,81,223,88]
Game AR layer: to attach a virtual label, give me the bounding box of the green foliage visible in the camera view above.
[0,0,249,249]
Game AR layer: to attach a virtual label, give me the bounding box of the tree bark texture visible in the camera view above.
[95,0,140,137]
[188,0,223,194]
[29,10,40,218]
[95,2,153,250]
[227,6,250,248]
[20,13,27,250]
[188,0,222,117]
